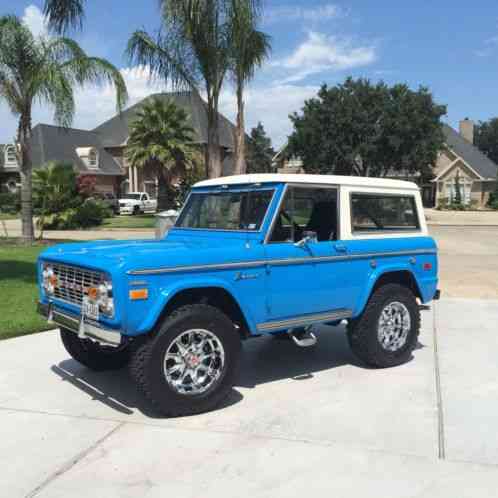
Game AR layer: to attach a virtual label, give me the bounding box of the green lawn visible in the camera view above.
[100,214,156,230]
[0,242,52,340]
[0,212,19,220]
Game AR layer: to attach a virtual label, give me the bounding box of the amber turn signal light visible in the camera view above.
[129,288,149,300]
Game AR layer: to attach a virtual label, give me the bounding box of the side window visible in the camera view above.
[351,194,419,233]
[269,187,338,243]
[141,194,147,201]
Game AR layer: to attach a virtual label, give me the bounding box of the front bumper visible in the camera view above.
[37,302,123,347]
[119,205,135,214]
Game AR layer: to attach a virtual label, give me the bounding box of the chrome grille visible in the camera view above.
[52,263,103,307]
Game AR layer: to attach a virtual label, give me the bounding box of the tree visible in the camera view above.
[228,0,271,174]
[44,0,85,33]
[33,161,77,238]
[288,78,447,179]
[246,122,274,173]
[475,118,498,165]
[125,97,195,211]
[0,15,127,242]
[128,1,233,179]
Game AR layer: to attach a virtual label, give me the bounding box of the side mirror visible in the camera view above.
[294,230,317,248]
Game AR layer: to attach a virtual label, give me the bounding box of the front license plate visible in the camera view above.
[82,298,99,320]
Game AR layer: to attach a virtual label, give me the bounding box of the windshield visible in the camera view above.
[122,194,141,200]
[176,189,274,231]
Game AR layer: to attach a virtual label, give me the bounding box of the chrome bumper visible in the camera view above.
[38,302,122,347]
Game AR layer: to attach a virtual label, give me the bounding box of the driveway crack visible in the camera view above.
[25,421,125,497]
[432,301,446,459]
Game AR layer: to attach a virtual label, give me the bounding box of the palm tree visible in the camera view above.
[0,15,127,242]
[228,0,270,175]
[43,0,85,33]
[33,161,77,239]
[125,97,195,211]
[128,0,233,179]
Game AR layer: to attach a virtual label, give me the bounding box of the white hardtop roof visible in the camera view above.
[194,174,419,191]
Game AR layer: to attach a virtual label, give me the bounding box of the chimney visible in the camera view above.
[459,118,474,144]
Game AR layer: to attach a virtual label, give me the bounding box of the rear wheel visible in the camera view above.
[60,328,130,371]
[347,284,420,368]
[129,304,241,416]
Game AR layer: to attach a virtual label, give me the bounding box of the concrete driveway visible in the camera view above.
[2,298,498,497]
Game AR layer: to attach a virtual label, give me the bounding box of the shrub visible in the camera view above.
[0,192,21,214]
[38,199,111,230]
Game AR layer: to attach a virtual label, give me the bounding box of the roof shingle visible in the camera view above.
[93,91,235,150]
[443,124,498,179]
[28,124,123,176]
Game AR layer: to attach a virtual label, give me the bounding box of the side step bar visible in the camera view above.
[288,327,317,347]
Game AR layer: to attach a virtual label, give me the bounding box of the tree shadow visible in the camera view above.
[50,323,425,418]
[0,260,38,284]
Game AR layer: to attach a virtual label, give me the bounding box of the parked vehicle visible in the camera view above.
[38,174,440,416]
[91,192,119,214]
[118,192,157,215]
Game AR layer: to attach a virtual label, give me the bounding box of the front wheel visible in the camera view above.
[347,284,420,368]
[129,304,241,416]
[60,328,131,371]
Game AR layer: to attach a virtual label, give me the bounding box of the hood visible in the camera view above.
[39,232,252,274]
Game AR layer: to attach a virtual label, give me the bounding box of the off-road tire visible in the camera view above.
[129,304,241,417]
[60,328,131,371]
[347,284,420,368]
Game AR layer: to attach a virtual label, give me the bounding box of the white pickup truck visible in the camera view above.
[118,192,157,215]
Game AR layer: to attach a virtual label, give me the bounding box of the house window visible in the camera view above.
[351,193,419,233]
[88,149,98,169]
[445,180,472,204]
[4,145,18,167]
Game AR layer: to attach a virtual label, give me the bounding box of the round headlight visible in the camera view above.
[42,264,56,294]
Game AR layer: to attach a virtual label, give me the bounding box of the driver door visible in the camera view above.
[264,185,352,321]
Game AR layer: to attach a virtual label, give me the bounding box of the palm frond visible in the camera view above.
[127,29,198,92]
[43,0,86,34]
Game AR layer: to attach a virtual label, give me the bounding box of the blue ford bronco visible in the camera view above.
[38,174,439,416]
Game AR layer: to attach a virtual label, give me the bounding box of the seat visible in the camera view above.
[305,201,337,241]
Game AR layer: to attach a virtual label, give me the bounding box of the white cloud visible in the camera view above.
[264,4,343,24]
[475,35,498,57]
[0,65,171,143]
[0,62,314,149]
[22,5,48,38]
[273,31,377,83]
[71,65,172,130]
[219,84,318,148]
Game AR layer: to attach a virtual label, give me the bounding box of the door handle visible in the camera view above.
[334,243,347,253]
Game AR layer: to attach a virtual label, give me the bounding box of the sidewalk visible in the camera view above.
[0,218,154,241]
[425,208,498,226]
[2,298,498,497]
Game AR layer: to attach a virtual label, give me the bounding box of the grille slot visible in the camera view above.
[52,264,103,307]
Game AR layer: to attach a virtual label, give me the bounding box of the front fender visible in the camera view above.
[134,276,257,334]
[352,263,423,317]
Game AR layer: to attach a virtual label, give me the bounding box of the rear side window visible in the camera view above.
[351,193,419,233]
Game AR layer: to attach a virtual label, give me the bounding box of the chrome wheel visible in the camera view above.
[377,301,411,352]
[163,329,225,395]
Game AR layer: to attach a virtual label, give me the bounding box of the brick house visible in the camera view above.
[0,91,236,197]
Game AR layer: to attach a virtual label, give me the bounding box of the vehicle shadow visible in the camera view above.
[50,324,424,418]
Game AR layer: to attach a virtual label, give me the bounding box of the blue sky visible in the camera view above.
[2,0,498,148]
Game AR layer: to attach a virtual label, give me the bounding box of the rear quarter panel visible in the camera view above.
[338,185,438,317]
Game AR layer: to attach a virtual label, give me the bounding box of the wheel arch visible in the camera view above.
[353,266,422,317]
[140,280,256,339]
